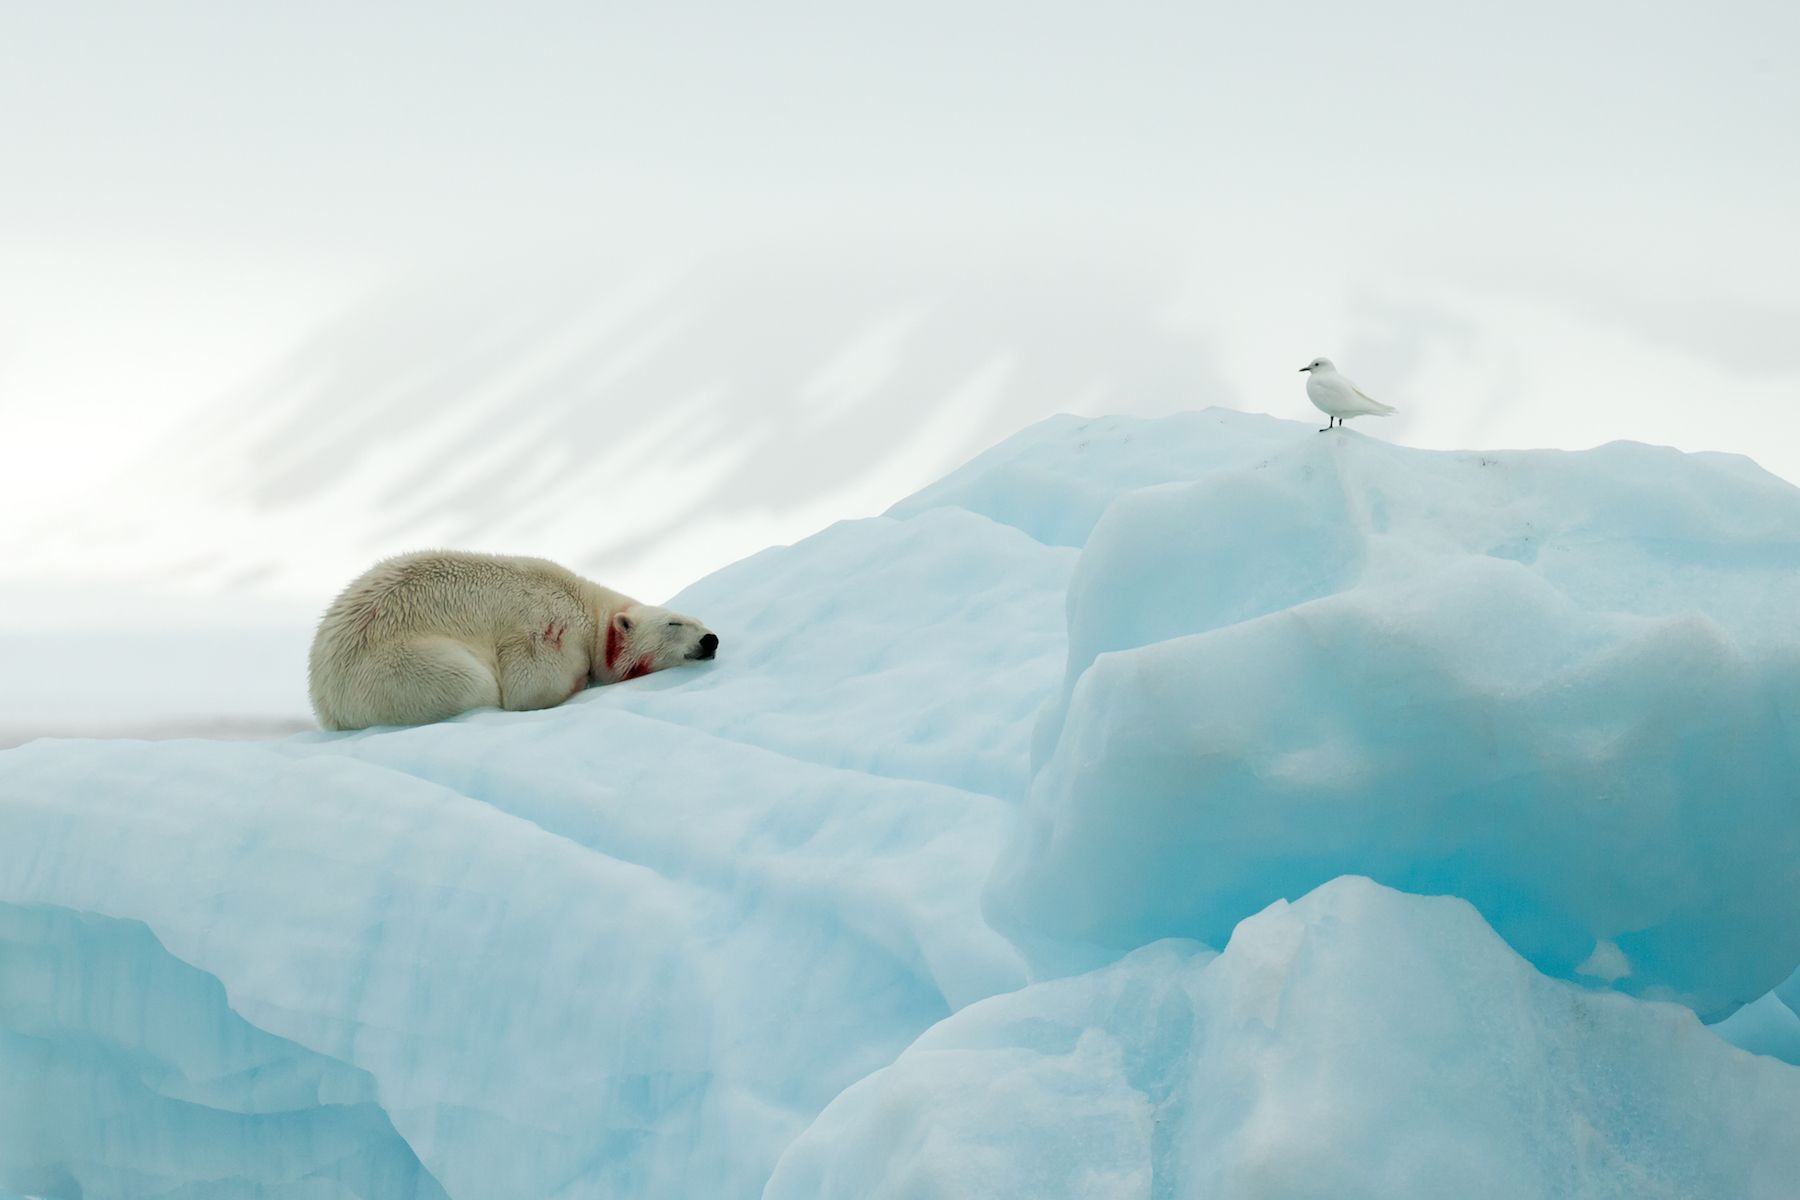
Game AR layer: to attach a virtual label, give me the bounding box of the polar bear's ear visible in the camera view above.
[612,612,635,635]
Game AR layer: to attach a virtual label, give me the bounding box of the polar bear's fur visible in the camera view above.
[308,550,718,731]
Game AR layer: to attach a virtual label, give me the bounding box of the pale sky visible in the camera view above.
[3,1,1797,633]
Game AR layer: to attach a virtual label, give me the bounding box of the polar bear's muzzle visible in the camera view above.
[689,632,720,661]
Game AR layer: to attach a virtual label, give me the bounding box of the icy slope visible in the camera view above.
[4,408,1799,1198]
[767,878,1800,1200]
[986,426,1800,1016]
[1,904,447,1200]
[0,496,1068,1199]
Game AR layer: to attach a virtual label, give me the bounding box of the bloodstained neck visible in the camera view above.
[601,619,653,682]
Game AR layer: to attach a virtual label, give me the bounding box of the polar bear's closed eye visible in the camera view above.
[603,606,718,680]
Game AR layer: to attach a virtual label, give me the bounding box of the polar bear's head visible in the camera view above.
[597,604,718,683]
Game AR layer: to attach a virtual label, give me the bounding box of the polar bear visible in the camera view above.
[308,550,718,731]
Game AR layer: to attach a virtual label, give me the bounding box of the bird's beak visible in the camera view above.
[1298,366,1310,373]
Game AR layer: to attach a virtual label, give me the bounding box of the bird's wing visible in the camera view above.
[1352,385,1397,413]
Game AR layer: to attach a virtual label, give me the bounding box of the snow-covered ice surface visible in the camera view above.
[987,420,1800,1017]
[769,879,1800,1200]
[4,409,1799,1197]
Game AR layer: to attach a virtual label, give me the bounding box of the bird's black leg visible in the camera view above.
[1318,420,1332,432]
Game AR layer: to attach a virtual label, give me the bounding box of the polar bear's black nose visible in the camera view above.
[697,633,719,659]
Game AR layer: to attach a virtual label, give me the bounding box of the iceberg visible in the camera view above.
[767,877,1800,1200]
[0,498,1064,1198]
[3,409,1797,1196]
[0,903,446,1200]
[988,421,1800,1017]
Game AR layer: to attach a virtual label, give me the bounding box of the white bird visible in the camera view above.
[1300,357,1396,431]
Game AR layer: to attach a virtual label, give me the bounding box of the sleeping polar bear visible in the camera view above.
[308,550,718,731]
